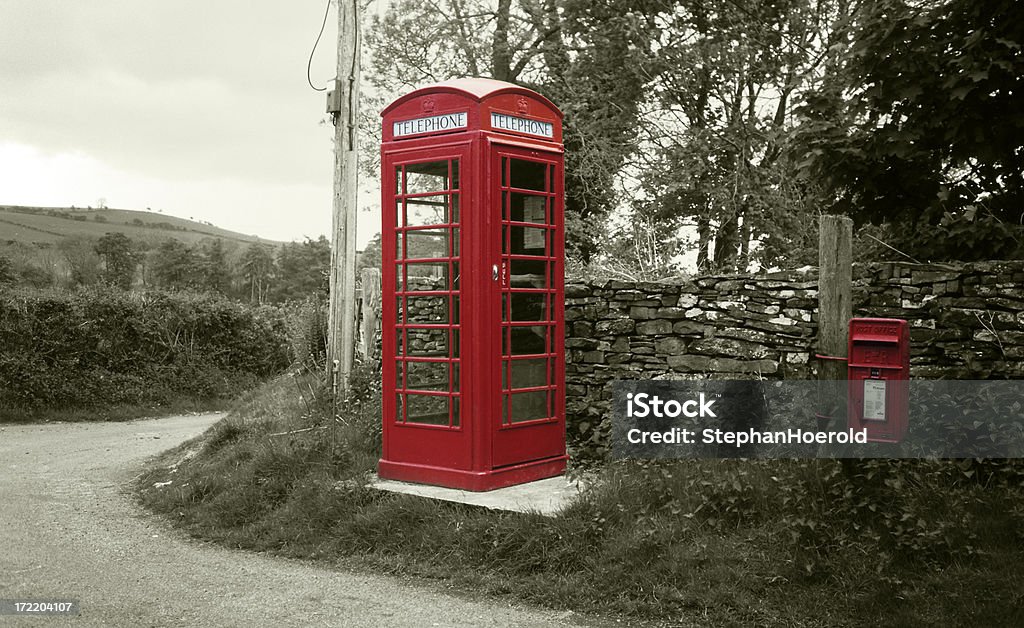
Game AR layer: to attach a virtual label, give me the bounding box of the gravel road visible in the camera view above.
[0,415,608,627]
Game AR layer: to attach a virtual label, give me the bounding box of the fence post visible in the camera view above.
[817,215,853,437]
[360,268,381,360]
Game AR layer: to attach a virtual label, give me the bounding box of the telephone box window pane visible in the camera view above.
[395,167,402,194]
[406,360,449,391]
[395,394,404,422]
[406,263,449,291]
[510,292,547,321]
[451,161,460,190]
[511,358,548,389]
[451,196,460,223]
[395,199,403,225]
[405,161,449,193]
[510,259,546,288]
[511,193,547,224]
[452,397,460,427]
[511,326,548,355]
[451,328,460,358]
[501,360,509,391]
[405,229,448,259]
[510,390,549,423]
[511,226,548,255]
[396,297,405,323]
[395,264,404,291]
[406,394,449,425]
[501,157,508,187]
[406,296,448,324]
[406,328,448,356]
[451,228,460,257]
[451,362,460,392]
[451,293,460,324]
[509,159,547,191]
[406,195,449,226]
[451,262,461,292]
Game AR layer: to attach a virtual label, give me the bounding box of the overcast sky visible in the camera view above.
[0,1,382,245]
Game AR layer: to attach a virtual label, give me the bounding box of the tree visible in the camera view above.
[149,239,200,290]
[273,237,331,302]
[198,238,232,294]
[795,0,1024,260]
[95,232,140,290]
[58,236,102,286]
[240,243,276,304]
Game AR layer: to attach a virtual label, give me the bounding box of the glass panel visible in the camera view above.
[502,226,510,255]
[405,360,448,391]
[501,360,510,391]
[395,264,404,291]
[502,191,509,221]
[511,390,549,423]
[502,394,509,424]
[395,199,403,226]
[501,157,508,187]
[510,258,546,288]
[511,226,548,256]
[511,325,548,355]
[510,292,547,321]
[406,394,449,425]
[406,295,448,323]
[406,263,448,291]
[511,358,548,389]
[451,196,460,224]
[451,327,460,357]
[451,161,460,190]
[406,161,449,194]
[406,195,449,226]
[451,228,460,257]
[395,166,402,194]
[396,297,405,324]
[452,397,460,427]
[395,394,404,422]
[510,159,547,191]
[451,293,460,323]
[406,328,448,356]
[511,193,547,224]
[451,362,460,392]
[405,230,448,260]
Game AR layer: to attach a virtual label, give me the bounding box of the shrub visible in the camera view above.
[0,287,290,416]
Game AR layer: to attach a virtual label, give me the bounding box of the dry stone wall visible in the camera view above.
[564,260,1024,430]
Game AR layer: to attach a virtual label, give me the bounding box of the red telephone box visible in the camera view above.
[847,318,910,443]
[377,78,567,491]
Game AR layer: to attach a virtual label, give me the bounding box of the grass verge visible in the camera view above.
[0,395,233,423]
[136,369,1024,626]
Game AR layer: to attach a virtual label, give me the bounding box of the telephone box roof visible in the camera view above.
[381,77,562,119]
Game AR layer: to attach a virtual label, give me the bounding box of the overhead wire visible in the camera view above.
[307,0,333,92]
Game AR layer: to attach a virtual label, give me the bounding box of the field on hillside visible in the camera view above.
[0,205,281,248]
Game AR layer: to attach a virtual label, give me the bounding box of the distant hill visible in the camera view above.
[0,205,286,248]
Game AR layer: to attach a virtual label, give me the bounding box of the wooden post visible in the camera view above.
[327,0,361,396]
[360,268,381,360]
[817,215,853,433]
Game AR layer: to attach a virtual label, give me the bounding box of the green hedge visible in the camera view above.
[0,288,290,415]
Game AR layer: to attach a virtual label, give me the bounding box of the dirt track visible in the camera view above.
[0,414,602,627]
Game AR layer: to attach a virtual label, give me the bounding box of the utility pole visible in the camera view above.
[326,0,361,398]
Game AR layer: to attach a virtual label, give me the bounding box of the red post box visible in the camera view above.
[847,318,910,443]
[377,78,567,491]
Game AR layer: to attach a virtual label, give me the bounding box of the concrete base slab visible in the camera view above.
[369,474,581,516]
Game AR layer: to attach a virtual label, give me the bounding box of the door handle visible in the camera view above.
[492,264,499,281]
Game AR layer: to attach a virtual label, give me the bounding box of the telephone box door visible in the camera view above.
[382,145,472,470]
[489,144,566,468]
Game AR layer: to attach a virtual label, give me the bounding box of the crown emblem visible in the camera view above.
[516,97,529,114]
[422,97,436,113]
